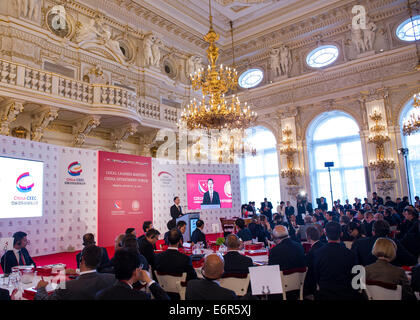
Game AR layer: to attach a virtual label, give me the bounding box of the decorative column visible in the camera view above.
[362,88,397,197]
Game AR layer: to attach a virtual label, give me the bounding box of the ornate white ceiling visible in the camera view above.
[139,0,344,46]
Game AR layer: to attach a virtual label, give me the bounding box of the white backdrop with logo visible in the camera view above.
[152,159,241,235]
[0,135,97,257]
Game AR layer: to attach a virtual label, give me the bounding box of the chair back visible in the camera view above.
[343,241,353,249]
[154,271,187,300]
[219,273,250,296]
[365,280,402,300]
[155,239,166,250]
[280,267,307,300]
[220,218,237,235]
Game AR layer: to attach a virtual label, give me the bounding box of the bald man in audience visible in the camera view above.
[186,254,237,300]
[223,234,254,274]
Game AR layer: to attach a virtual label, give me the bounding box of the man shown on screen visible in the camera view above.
[201,179,220,205]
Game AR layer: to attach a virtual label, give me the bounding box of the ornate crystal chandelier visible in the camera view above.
[179,0,257,131]
[402,0,420,136]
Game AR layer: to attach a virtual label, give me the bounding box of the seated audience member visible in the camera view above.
[0,288,10,301]
[385,196,397,209]
[401,215,420,258]
[76,233,110,272]
[351,220,417,267]
[235,218,253,242]
[365,238,416,300]
[177,220,187,245]
[223,234,253,274]
[121,234,149,271]
[363,211,375,237]
[96,248,169,300]
[314,222,360,300]
[339,215,352,242]
[412,264,420,293]
[269,225,305,271]
[164,219,177,245]
[138,229,160,271]
[248,216,264,241]
[125,228,136,236]
[114,234,125,251]
[356,210,365,223]
[374,213,384,221]
[303,226,325,299]
[346,210,359,224]
[137,221,153,248]
[397,206,419,240]
[191,219,207,248]
[348,222,364,241]
[383,208,398,226]
[35,246,115,300]
[155,228,197,283]
[1,231,35,274]
[297,215,315,242]
[397,196,410,215]
[186,254,237,300]
[259,215,272,240]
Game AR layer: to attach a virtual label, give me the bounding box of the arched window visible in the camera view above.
[239,126,280,206]
[400,99,420,200]
[307,111,367,205]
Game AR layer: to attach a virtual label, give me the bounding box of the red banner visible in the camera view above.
[97,151,152,247]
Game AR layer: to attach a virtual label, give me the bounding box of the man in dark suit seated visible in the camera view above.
[164,219,177,245]
[137,221,153,249]
[170,196,184,219]
[303,226,325,299]
[260,198,273,222]
[139,229,160,271]
[191,219,207,248]
[177,220,187,246]
[201,179,220,205]
[223,234,253,274]
[76,233,110,273]
[351,220,417,267]
[314,222,360,300]
[186,254,237,300]
[1,231,35,274]
[412,264,420,293]
[235,218,253,242]
[362,211,374,237]
[0,288,10,301]
[96,248,169,300]
[155,228,198,282]
[121,234,149,271]
[268,225,306,271]
[34,246,116,300]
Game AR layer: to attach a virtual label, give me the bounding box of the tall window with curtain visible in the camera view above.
[400,99,420,200]
[307,111,367,205]
[239,126,280,206]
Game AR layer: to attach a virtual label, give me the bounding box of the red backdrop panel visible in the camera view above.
[97,151,152,247]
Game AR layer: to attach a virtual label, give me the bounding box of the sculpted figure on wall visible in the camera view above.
[186,55,203,77]
[17,0,40,21]
[279,44,291,76]
[364,17,377,52]
[269,48,281,78]
[144,34,155,67]
[151,38,162,67]
[351,25,366,54]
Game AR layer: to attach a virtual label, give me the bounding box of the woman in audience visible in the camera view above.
[365,238,416,300]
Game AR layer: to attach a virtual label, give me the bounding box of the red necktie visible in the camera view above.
[19,250,26,265]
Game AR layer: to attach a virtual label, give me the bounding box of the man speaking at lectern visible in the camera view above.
[202,178,220,206]
[170,196,184,220]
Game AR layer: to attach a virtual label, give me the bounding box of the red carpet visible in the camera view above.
[1,233,224,273]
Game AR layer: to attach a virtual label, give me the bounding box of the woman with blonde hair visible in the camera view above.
[365,238,416,300]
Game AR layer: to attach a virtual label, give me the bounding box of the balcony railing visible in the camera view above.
[0,58,178,127]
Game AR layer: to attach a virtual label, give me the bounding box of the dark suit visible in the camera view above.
[260,201,273,222]
[314,242,360,300]
[362,220,374,237]
[0,288,10,301]
[223,251,254,274]
[139,239,156,270]
[76,247,110,272]
[318,202,328,211]
[191,228,207,248]
[186,279,237,300]
[1,248,35,274]
[268,238,306,271]
[285,206,295,217]
[155,248,197,281]
[401,224,420,258]
[237,228,253,242]
[34,271,116,300]
[202,191,220,205]
[170,204,183,219]
[351,236,417,267]
[96,280,169,300]
[303,241,325,297]
[411,264,420,293]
